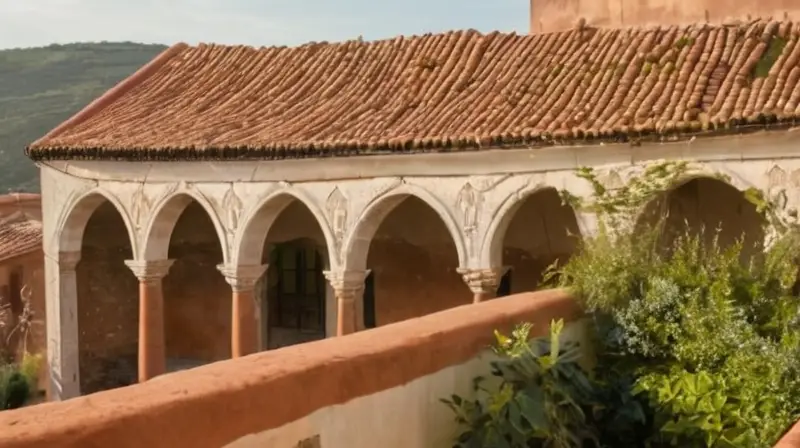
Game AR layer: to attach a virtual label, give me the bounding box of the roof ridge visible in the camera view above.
[27,42,189,148]
[176,19,779,51]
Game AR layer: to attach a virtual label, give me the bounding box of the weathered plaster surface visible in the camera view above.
[530,0,800,34]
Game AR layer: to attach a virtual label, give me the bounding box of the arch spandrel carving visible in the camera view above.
[231,184,337,270]
[477,176,574,268]
[55,187,138,256]
[140,182,230,263]
[341,181,469,271]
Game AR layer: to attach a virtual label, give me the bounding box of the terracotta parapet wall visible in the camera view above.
[0,289,580,448]
[777,420,800,447]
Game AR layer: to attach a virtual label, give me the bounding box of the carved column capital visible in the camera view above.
[457,267,508,295]
[323,269,371,298]
[58,251,82,272]
[324,269,370,336]
[217,264,269,292]
[125,259,175,284]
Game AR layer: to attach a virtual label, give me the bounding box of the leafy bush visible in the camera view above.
[445,161,800,447]
[0,288,42,410]
[0,366,30,410]
[441,319,600,448]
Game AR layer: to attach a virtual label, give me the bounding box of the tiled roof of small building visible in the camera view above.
[26,20,800,161]
[0,193,42,262]
[0,220,42,262]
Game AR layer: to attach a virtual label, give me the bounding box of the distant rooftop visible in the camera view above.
[0,193,41,262]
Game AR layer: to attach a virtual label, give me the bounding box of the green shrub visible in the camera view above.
[442,320,601,448]
[556,161,800,447]
[445,161,800,447]
[0,365,30,410]
[19,352,41,393]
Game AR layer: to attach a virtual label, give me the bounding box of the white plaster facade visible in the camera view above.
[38,130,800,400]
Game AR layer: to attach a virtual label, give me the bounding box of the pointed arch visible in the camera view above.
[343,184,468,271]
[637,174,765,257]
[480,185,579,267]
[142,190,228,262]
[234,187,335,268]
[59,188,137,255]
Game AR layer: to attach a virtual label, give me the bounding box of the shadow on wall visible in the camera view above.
[639,177,765,261]
[500,187,580,294]
[366,196,467,326]
[163,201,229,366]
[76,201,138,395]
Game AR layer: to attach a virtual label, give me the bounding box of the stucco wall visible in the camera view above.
[228,315,587,448]
[0,289,583,448]
[530,0,800,34]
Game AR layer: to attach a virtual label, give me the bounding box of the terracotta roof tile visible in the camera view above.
[26,20,800,161]
[0,221,42,262]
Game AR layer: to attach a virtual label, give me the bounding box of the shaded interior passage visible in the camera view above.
[366,196,467,326]
[163,201,229,371]
[259,201,329,350]
[500,188,580,294]
[76,201,138,394]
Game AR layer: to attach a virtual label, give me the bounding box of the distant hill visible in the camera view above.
[0,42,167,192]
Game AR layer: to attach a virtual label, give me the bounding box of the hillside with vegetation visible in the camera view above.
[0,42,167,192]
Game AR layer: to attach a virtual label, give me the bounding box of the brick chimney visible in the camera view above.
[530,0,800,34]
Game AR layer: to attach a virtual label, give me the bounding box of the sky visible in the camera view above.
[0,0,528,50]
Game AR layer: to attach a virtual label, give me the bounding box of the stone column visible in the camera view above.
[323,270,370,336]
[217,264,269,358]
[47,251,82,401]
[458,267,508,303]
[124,259,174,382]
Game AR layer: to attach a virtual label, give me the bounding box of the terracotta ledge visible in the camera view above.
[0,289,579,448]
[776,419,800,447]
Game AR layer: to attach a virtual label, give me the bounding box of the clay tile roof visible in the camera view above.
[0,220,41,262]
[25,20,800,162]
[0,193,43,262]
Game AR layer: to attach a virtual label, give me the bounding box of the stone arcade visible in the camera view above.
[27,17,800,400]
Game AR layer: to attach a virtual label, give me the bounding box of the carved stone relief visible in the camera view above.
[51,181,94,251]
[600,169,625,189]
[326,186,348,261]
[219,184,244,258]
[130,184,153,239]
[765,164,798,212]
[456,182,482,258]
[456,175,508,259]
[222,184,244,235]
[132,182,180,241]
